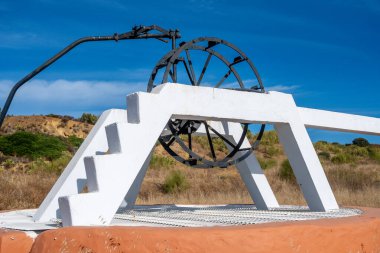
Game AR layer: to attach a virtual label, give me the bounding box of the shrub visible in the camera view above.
[331,153,353,164]
[265,146,280,157]
[258,158,277,170]
[314,141,343,154]
[193,136,227,153]
[46,114,61,119]
[279,159,296,182]
[29,152,72,175]
[329,144,370,164]
[368,146,380,162]
[0,131,66,160]
[260,131,279,145]
[2,159,15,169]
[346,145,369,158]
[79,113,98,125]
[352,138,369,147]
[150,155,176,169]
[67,135,83,149]
[212,137,227,152]
[162,170,188,193]
[318,151,331,160]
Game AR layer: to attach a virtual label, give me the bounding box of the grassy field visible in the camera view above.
[0,126,379,210]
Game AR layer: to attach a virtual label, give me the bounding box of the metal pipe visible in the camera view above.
[0,35,121,127]
[0,26,180,128]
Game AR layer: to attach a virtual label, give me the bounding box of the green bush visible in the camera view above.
[29,152,72,174]
[0,131,66,160]
[67,135,83,150]
[346,145,369,158]
[330,145,370,164]
[318,151,331,160]
[162,170,188,193]
[150,155,176,169]
[258,158,277,170]
[331,153,353,164]
[212,137,227,152]
[279,159,296,182]
[260,131,279,145]
[79,113,98,125]
[265,146,280,157]
[368,146,380,162]
[352,138,369,147]
[314,141,343,154]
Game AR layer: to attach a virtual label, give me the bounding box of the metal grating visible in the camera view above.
[113,204,362,227]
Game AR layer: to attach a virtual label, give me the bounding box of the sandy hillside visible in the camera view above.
[0,115,93,138]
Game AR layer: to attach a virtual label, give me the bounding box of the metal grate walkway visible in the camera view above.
[113,204,362,227]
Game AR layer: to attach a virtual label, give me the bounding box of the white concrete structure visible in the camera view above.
[34,83,380,226]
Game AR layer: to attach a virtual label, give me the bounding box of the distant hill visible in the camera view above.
[0,115,93,138]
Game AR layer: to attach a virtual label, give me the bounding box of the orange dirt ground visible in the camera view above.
[0,207,379,253]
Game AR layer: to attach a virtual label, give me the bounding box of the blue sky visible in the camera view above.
[0,0,379,144]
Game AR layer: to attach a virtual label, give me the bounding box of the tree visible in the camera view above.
[79,113,98,125]
[352,138,369,147]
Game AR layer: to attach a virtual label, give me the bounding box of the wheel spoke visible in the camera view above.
[167,136,176,146]
[208,125,236,148]
[215,69,232,88]
[188,135,192,159]
[197,53,212,85]
[181,59,196,85]
[203,121,216,161]
[169,70,176,82]
[185,49,197,85]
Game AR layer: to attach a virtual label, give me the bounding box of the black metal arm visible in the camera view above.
[0,25,180,128]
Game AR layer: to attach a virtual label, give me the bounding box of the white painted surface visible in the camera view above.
[59,114,170,226]
[36,83,380,226]
[221,122,279,209]
[34,109,129,222]
[299,107,380,135]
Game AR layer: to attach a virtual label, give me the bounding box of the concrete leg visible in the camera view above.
[274,122,339,211]
[224,122,279,209]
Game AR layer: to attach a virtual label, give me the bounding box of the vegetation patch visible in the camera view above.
[352,137,370,147]
[0,131,66,160]
[318,151,331,160]
[327,167,377,191]
[279,159,296,183]
[162,170,189,193]
[258,157,277,170]
[150,154,176,169]
[79,113,98,124]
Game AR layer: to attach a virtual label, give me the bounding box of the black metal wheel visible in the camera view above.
[147,37,266,168]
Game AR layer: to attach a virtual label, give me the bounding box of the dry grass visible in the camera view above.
[0,129,379,211]
[0,158,379,211]
[0,170,57,210]
[135,160,380,208]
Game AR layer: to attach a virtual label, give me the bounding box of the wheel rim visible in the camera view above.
[148,37,266,168]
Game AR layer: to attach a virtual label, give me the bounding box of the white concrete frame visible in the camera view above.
[33,83,380,226]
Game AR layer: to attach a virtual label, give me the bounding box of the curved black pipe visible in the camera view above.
[0,35,120,128]
[0,25,180,128]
